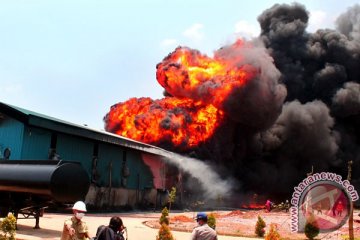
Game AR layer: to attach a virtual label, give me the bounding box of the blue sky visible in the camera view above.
[1,0,359,129]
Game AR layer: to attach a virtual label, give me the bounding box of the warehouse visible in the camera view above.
[0,101,179,210]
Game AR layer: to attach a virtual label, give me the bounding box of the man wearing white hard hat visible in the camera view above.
[60,201,91,240]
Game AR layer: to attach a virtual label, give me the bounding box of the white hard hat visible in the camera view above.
[72,201,87,212]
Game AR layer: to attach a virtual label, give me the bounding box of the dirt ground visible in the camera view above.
[14,209,360,240]
[145,209,360,239]
[14,211,257,240]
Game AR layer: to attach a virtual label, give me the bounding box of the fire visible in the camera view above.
[241,203,266,210]
[104,39,261,149]
[156,41,258,108]
[105,97,223,148]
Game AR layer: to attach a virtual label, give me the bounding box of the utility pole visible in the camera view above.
[347,160,354,240]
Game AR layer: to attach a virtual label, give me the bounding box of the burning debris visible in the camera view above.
[104,3,360,203]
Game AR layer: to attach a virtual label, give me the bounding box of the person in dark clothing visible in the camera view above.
[95,216,125,240]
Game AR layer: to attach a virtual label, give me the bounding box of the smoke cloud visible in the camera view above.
[190,3,360,201]
[332,82,360,117]
[161,152,235,200]
[257,101,340,191]
[242,3,360,200]
[214,41,287,130]
[336,4,360,42]
[105,3,360,203]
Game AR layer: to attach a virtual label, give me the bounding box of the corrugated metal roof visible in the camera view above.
[0,101,171,156]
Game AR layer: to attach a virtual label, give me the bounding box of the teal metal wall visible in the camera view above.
[126,151,154,190]
[56,133,93,175]
[97,144,154,190]
[21,126,52,159]
[0,115,24,159]
[97,143,123,187]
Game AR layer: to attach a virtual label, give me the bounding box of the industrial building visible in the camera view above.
[0,101,179,210]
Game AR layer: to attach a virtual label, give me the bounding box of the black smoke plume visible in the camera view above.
[231,3,359,201]
[189,2,360,202]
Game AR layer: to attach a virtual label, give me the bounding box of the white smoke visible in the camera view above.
[161,152,234,199]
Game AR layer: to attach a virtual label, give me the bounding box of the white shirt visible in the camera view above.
[191,223,217,240]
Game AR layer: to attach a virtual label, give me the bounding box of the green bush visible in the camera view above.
[0,213,16,240]
[159,207,169,225]
[255,215,266,237]
[168,187,176,212]
[304,216,319,240]
[265,223,281,240]
[207,213,216,230]
[156,223,174,240]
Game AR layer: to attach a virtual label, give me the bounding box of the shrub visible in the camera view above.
[265,223,281,240]
[207,213,216,230]
[0,213,16,240]
[168,187,176,212]
[159,207,169,225]
[156,223,174,240]
[255,215,266,237]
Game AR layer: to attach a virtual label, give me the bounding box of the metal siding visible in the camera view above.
[141,153,165,189]
[0,114,24,159]
[21,126,52,159]
[126,151,154,189]
[56,133,93,175]
[97,143,123,187]
[1,102,175,160]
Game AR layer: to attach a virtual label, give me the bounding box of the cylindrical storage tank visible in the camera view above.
[0,160,90,203]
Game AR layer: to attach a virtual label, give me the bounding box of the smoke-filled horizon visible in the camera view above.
[104,2,360,203]
[253,3,360,200]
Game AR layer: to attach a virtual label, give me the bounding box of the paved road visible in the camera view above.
[16,212,260,240]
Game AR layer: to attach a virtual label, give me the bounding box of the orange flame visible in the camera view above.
[156,41,258,107]
[105,97,223,148]
[105,39,260,149]
[241,203,266,210]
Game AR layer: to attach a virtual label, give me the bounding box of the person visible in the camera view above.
[332,202,337,216]
[94,216,126,240]
[191,212,217,240]
[61,201,90,240]
[265,199,272,212]
[315,202,322,215]
[284,200,290,212]
[336,201,344,216]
